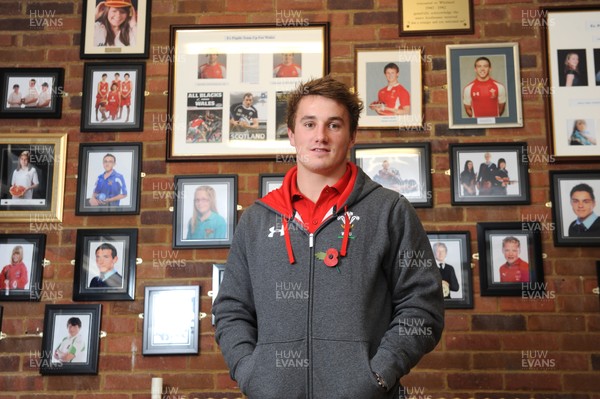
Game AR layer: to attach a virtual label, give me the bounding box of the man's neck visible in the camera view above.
[295,166,346,203]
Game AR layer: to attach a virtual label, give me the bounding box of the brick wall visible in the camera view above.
[0,0,599,398]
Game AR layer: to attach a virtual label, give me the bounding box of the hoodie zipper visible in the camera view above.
[307,232,314,399]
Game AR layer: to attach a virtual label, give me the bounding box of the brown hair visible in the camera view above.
[286,75,363,136]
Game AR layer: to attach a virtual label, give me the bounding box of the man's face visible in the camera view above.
[95,248,117,274]
[208,54,219,64]
[288,95,355,178]
[29,80,35,87]
[434,246,447,263]
[384,68,399,85]
[11,251,20,263]
[502,242,520,264]
[571,190,595,220]
[243,95,253,107]
[484,153,491,163]
[283,54,294,64]
[474,60,491,81]
[67,323,81,337]
[103,156,115,172]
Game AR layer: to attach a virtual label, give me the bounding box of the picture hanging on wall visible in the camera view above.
[446,43,523,129]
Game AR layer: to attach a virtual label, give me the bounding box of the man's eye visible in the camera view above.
[304,122,314,128]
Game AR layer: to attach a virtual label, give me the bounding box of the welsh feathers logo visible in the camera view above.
[337,211,359,239]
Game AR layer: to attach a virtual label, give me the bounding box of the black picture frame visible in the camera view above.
[477,222,544,297]
[0,68,64,119]
[427,231,473,309]
[259,173,284,198]
[210,263,225,325]
[351,143,433,208]
[0,134,67,223]
[80,62,145,132]
[173,175,237,249]
[550,170,600,247]
[39,304,102,375]
[446,43,523,129]
[0,234,46,302]
[450,142,530,205]
[142,285,200,355]
[0,305,3,332]
[73,228,137,301]
[80,0,152,59]
[75,143,142,215]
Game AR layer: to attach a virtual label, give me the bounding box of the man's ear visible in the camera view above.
[288,128,296,146]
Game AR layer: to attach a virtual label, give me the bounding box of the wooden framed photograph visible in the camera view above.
[259,173,285,197]
[0,234,46,302]
[427,231,473,309]
[75,143,142,215]
[398,0,474,36]
[80,62,145,132]
[446,43,523,129]
[541,6,600,160]
[0,133,67,223]
[39,304,102,375]
[166,23,329,160]
[172,175,237,249]
[210,263,225,325]
[550,170,600,247]
[450,142,530,205]
[355,48,423,129]
[351,143,432,207]
[142,285,200,355]
[72,228,137,301]
[80,0,152,59]
[477,222,544,297]
[0,68,64,119]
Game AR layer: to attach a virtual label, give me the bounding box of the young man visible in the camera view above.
[87,153,127,207]
[36,82,51,108]
[568,183,600,236]
[432,242,459,299]
[119,72,132,121]
[273,53,302,78]
[199,54,226,79]
[53,317,86,363]
[214,76,444,398]
[476,152,497,196]
[22,79,39,107]
[229,92,259,135]
[369,63,411,116]
[89,243,123,288]
[7,84,22,108]
[498,236,530,283]
[463,56,506,118]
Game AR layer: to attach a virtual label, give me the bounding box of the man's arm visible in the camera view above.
[370,197,444,389]
[497,83,507,116]
[213,212,258,393]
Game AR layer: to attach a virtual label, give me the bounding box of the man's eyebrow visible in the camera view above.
[298,115,345,123]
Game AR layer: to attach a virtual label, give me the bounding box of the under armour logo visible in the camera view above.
[268,225,284,237]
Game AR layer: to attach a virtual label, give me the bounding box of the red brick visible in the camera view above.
[447,372,503,390]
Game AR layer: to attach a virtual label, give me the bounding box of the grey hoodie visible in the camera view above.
[214,166,444,399]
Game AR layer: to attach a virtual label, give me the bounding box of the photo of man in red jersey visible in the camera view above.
[495,236,530,283]
[273,53,302,78]
[368,62,411,116]
[198,54,226,79]
[463,56,506,118]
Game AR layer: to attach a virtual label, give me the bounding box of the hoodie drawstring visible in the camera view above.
[283,217,296,264]
[340,208,350,257]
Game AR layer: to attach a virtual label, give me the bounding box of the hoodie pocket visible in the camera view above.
[243,339,307,399]
[311,338,383,399]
